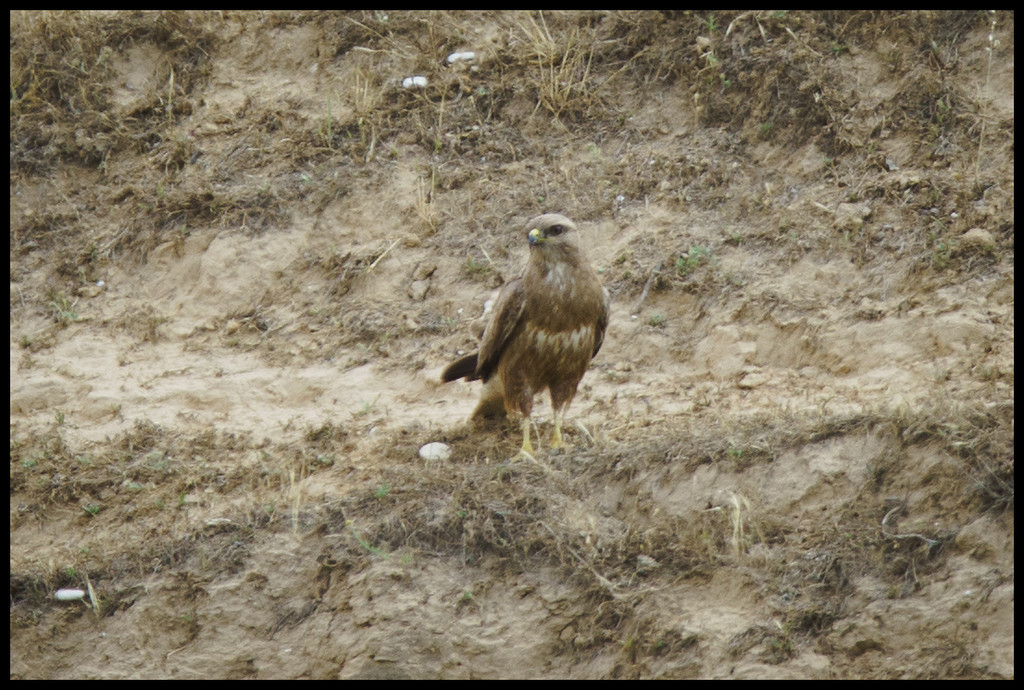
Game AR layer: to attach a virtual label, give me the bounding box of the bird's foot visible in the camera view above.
[547,420,574,453]
[515,447,538,463]
[547,437,573,454]
[514,417,538,462]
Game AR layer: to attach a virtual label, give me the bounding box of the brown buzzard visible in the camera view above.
[441,214,609,455]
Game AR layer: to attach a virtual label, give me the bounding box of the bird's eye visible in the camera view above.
[548,224,564,236]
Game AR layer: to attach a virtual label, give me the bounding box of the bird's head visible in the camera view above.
[525,214,579,251]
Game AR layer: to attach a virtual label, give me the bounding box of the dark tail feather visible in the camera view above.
[441,353,479,382]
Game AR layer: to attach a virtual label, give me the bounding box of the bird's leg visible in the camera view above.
[521,416,534,454]
[507,388,538,460]
[549,407,565,449]
[516,416,536,461]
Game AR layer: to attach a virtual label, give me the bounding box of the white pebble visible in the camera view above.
[55,588,86,602]
[419,442,452,462]
[402,76,428,89]
[447,51,476,64]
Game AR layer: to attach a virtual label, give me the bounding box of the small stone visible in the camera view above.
[409,279,430,302]
[412,263,436,281]
[960,227,995,251]
[446,51,476,64]
[834,202,871,232]
[79,283,105,298]
[418,442,451,462]
[636,554,661,572]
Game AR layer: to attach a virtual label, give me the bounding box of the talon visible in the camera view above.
[549,410,573,451]
[550,421,564,449]
[515,447,537,463]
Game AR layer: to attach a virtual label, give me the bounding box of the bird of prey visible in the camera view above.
[441,213,609,456]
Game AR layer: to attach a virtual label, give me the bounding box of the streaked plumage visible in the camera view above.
[441,214,609,455]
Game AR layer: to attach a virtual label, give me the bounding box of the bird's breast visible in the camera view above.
[530,325,594,356]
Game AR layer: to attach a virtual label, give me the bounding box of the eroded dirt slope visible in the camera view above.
[10,11,1013,679]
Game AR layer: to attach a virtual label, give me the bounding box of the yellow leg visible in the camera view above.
[549,410,565,449]
[550,407,579,451]
[517,417,536,460]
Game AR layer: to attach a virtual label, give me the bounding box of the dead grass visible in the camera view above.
[10,10,217,171]
[10,378,1012,675]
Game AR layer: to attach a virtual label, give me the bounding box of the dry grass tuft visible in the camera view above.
[517,13,600,121]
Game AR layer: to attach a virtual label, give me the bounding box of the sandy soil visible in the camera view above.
[10,11,1013,678]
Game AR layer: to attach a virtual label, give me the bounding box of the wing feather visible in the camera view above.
[476,278,527,382]
[591,287,610,359]
[440,353,479,382]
